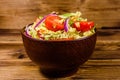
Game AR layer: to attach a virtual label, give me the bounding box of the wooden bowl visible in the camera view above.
[21,24,97,78]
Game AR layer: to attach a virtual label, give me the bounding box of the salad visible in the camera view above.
[25,11,95,40]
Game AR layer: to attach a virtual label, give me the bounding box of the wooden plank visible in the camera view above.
[72,65,120,80]
[0,66,120,80]
[0,45,120,60]
[0,0,120,29]
[1,59,120,67]
[0,45,26,60]
[0,66,47,80]
[0,43,120,61]
[0,60,120,80]
[91,51,120,59]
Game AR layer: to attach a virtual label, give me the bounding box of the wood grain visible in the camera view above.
[0,29,120,79]
[0,0,120,79]
[0,0,120,29]
[1,59,120,80]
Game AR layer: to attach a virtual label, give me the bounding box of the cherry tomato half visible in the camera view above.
[45,15,64,31]
[73,21,94,32]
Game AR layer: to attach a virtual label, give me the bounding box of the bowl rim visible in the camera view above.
[21,24,97,42]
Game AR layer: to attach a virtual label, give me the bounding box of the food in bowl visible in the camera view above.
[21,11,97,78]
[25,11,95,40]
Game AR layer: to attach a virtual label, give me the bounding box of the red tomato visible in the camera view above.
[45,15,64,31]
[73,21,94,32]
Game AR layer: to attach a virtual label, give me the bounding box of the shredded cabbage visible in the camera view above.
[25,11,95,40]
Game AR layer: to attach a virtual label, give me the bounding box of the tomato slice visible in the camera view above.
[73,21,94,32]
[45,15,64,31]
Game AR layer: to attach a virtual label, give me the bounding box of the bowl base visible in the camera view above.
[40,67,79,78]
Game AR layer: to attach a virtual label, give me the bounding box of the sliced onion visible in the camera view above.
[34,13,57,29]
[25,26,31,37]
[64,18,69,32]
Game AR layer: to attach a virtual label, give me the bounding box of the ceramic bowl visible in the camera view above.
[21,24,97,78]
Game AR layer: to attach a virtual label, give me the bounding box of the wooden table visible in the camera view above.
[0,0,120,79]
[0,28,120,80]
